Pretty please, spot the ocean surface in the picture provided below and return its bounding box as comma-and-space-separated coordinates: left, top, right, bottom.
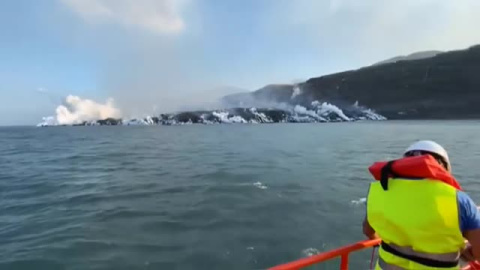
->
2, 121, 480, 270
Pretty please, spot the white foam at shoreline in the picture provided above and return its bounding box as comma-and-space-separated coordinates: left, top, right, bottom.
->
38, 100, 387, 126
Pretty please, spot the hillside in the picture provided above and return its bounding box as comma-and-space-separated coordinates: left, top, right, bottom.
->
223, 45, 480, 119
372, 51, 442, 66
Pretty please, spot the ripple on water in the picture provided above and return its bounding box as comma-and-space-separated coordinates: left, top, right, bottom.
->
253, 182, 268, 189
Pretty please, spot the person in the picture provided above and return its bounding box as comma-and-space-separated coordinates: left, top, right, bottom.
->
363, 140, 480, 269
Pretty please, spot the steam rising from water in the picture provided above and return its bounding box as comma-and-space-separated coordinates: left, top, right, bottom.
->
46, 95, 121, 125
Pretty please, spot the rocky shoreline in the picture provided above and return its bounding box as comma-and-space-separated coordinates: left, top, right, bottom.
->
38, 102, 386, 126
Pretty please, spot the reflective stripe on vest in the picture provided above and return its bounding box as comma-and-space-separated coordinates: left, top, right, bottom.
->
367, 179, 465, 269
383, 242, 459, 262
381, 241, 459, 268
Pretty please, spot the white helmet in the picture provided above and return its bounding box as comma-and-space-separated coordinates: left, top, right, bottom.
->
404, 140, 451, 172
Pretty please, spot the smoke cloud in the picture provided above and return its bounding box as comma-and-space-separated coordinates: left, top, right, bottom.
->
50, 95, 121, 125
60, 0, 186, 34
59, 0, 223, 118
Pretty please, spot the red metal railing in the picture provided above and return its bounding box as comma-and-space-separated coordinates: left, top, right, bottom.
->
268, 239, 480, 270
268, 239, 381, 270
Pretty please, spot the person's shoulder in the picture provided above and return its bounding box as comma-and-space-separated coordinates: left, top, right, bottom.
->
457, 191, 480, 232
457, 191, 477, 206
457, 191, 477, 211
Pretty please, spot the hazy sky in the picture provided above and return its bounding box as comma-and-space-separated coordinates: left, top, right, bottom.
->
1, 0, 480, 125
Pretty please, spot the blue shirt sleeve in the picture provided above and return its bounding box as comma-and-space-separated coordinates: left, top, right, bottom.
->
457, 191, 480, 232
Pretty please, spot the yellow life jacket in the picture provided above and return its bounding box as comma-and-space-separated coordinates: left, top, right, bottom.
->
367, 178, 465, 269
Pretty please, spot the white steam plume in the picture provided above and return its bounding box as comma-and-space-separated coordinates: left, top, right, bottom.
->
54, 95, 121, 125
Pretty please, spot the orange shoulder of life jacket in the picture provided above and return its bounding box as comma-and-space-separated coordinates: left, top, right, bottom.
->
368, 155, 462, 191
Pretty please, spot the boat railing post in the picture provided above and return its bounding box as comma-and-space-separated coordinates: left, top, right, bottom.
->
340, 254, 349, 269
